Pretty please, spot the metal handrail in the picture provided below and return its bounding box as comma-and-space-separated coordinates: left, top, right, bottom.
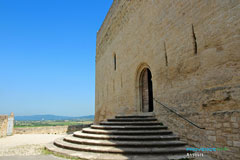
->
153, 98, 205, 129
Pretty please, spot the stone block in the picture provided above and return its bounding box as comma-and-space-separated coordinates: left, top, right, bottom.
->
227, 141, 233, 146
216, 136, 226, 144
233, 141, 240, 147
216, 130, 222, 136
206, 130, 215, 136
230, 117, 237, 122
223, 123, 230, 128
215, 123, 222, 129
208, 136, 216, 141
232, 123, 239, 128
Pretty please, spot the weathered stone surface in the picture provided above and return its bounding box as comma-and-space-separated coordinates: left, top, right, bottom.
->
100, 121, 163, 125
46, 142, 180, 160
0, 115, 8, 138
82, 127, 171, 135
0, 113, 14, 138
54, 138, 188, 154
223, 123, 230, 128
74, 131, 179, 141
208, 136, 216, 142
233, 141, 240, 147
64, 136, 186, 147
14, 124, 90, 134
232, 123, 239, 128
91, 124, 167, 130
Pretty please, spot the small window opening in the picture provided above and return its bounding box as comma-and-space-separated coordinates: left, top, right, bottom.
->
114, 54, 116, 71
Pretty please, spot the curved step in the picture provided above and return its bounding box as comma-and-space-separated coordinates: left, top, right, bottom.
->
100, 121, 163, 126
64, 136, 187, 147
54, 138, 188, 154
91, 125, 167, 130
46, 113, 190, 159
73, 131, 179, 141
115, 115, 154, 118
46, 142, 189, 160
108, 118, 157, 121
82, 128, 172, 135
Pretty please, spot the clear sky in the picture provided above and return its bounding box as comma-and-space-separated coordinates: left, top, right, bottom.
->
0, 0, 113, 116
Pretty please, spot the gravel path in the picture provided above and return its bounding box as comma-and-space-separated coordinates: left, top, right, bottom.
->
0, 134, 66, 158
0, 155, 67, 160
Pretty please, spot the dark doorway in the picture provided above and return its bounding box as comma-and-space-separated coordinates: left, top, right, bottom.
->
140, 68, 153, 112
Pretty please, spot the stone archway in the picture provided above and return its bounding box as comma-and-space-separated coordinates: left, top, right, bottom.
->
139, 68, 153, 112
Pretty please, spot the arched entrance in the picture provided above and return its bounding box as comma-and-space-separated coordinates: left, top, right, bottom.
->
140, 68, 153, 112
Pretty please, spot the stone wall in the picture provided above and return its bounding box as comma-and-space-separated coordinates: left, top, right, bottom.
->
95, 0, 240, 159
8, 112, 14, 136
14, 124, 91, 134
0, 115, 8, 137
156, 104, 240, 160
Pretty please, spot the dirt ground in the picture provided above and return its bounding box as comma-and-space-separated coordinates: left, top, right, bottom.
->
0, 134, 65, 157
0, 155, 67, 160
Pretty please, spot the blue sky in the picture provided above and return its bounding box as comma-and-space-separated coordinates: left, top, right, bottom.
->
0, 0, 113, 116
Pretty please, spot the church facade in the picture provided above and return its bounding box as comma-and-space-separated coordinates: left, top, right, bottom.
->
95, 1, 240, 159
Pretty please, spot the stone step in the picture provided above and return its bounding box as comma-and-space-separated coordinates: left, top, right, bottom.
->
115, 115, 155, 119
45, 113, 191, 160
73, 131, 179, 141
64, 136, 187, 147
91, 124, 168, 130
82, 128, 172, 135
46, 142, 190, 160
108, 118, 157, 121
100, 121, 163, 126
54, 138, 188, 154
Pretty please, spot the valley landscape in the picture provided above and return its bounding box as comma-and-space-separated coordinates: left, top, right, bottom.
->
14, 115, 94, 128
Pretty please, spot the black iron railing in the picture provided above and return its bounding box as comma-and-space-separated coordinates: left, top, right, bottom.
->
153, 98, 205, 129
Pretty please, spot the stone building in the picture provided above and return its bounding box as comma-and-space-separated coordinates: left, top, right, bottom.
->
95, 0, 240, 159
0, 115, 8, 137
0, 113, 14, 137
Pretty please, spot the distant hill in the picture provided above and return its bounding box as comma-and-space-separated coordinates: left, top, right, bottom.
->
15, 114, 94, 121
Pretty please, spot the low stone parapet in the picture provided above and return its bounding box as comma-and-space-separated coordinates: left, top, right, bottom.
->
14, 124, 91, 134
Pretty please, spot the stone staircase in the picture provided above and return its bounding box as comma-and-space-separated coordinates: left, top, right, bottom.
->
46, 113, 191, 160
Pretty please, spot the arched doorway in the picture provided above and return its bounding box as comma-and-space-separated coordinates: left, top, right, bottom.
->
140, 68, 153, 112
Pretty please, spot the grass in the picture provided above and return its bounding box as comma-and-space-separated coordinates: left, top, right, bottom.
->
14, 120, 93, 128
42, 148, 84, 160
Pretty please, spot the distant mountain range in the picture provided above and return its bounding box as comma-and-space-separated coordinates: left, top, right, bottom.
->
15, 114, 94, 121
